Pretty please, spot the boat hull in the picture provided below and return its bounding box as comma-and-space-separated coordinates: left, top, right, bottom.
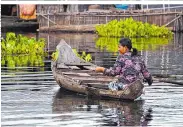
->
51, 40, 144, 101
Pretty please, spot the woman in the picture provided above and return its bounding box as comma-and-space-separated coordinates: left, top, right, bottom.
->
95, 38, 153, 90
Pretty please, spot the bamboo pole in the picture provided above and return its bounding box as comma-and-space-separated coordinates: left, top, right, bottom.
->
164, 15, 181, 27
153, 78, 183, 85
98, 16, 99, 24
178, 18, 181, 32
84, 15, 86, 25
47, 9, 50, 28
37, 12, 182, 17
180, 16, 182, 31
40, 13, 57, 25
17, 5, 19, 17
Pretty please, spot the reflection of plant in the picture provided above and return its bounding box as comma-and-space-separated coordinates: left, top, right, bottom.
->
95, 17, 173, 38
1, 55, 44, 69
1, 32, 45, 55
96, 37, 171, 52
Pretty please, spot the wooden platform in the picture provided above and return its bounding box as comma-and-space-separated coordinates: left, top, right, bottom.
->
1, 16, 39, 33
39, 24, 96, 33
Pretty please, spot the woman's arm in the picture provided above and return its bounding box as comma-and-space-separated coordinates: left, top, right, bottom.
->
95, 55, 125, 76
103, 55, 125, 76
103, 61, 123, 76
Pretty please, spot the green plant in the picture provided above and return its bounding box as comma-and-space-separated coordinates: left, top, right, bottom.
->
1, 32, 46, 68
72, 49, 92, 62
51, 49, 92, 62
95, 17, 173, 38
51, 49, 59, 61
1, 32, 45, 55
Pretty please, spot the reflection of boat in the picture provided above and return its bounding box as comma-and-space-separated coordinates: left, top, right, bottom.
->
52, 40, 144, 100
52, 88, 152, 126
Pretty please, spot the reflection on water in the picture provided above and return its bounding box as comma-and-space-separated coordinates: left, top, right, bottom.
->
1, 32, 183, 126
96, 37, 171, 52
39, 32, 183, 75
52, 88, 152, 126
1, 55, 45, 69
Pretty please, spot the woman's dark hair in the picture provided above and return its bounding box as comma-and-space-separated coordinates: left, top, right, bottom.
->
119, 38, 138, 56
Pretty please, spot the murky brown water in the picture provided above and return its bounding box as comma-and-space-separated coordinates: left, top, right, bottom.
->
1, 32, 183, 126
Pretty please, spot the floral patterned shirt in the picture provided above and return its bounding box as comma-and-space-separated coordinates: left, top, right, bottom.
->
103, 52, 152, 84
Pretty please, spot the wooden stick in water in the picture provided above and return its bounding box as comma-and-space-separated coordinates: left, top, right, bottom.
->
153, 77, 183, 85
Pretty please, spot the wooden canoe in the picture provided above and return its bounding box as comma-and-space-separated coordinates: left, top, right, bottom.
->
51, 39, 144, 101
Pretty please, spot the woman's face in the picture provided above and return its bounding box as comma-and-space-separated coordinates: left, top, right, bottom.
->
118, 44, 127, 54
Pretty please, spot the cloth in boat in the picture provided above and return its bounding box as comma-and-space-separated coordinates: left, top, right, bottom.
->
108, 80, 125, 91
104, 52, 152, 90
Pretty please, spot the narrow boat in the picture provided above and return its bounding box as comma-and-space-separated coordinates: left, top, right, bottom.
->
51, 40, 144, 101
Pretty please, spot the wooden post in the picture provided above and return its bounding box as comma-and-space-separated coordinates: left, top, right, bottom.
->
163, 4, 165, 13
17, 5, 19, 17
47, 34, 49, 52
168, 3, 170, 12
54, 15, 55, 26
176, 16, 178, 32
47, 7, 50, 28
48, 13, 50, 28
178, 16, 181, 32
36, 29, 39, 41
69, 15, 71, 25
72, 14, 74, 25
162, 14, 164, 26
160, 15, 162, 26
98, 16, 99, 24
91, 16, 93, 24
181, 15, 183, 32
63, 15, 65, 25
164, 15, 181, 27
84, 15, 86, 25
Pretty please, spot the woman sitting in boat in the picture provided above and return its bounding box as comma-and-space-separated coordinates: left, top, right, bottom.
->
95, 38, 153, 90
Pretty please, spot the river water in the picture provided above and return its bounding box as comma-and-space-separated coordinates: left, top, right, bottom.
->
1, 33, 183, 126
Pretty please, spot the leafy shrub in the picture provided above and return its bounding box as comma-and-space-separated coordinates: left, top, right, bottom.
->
1, 32, 45, 55
1, 32, 46, 68
95, 17, 173, 38
51, 49, 92, 62
73, 49, 92, 62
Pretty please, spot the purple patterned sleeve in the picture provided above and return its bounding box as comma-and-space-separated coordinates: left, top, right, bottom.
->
103, 56, 124, 76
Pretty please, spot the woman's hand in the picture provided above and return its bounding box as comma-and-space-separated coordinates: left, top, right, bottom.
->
95, 67, 105, 72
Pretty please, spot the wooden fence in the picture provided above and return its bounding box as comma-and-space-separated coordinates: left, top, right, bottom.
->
37, 6, 183, 32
